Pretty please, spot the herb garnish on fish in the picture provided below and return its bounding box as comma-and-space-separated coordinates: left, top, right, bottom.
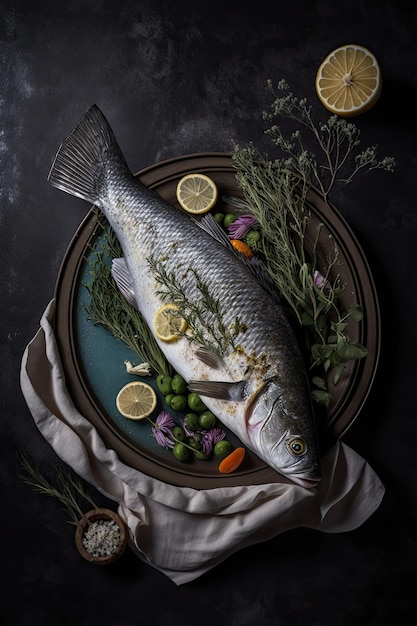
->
148, 255, 246, 357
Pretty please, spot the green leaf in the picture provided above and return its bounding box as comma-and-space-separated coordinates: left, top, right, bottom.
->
331, 321, 347, 333
332, 363, 345, 385
316, 314, 328, 331
312, 376, 327, 390
339, 341, 368, 360
346, 303, 364, 321
311, 389, 332, 407
311, 343, 334, 360
301, 311, 314, 326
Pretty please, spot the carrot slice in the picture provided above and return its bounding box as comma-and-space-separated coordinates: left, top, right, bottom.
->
230, 239, 253, 259
218, 447, 246, 474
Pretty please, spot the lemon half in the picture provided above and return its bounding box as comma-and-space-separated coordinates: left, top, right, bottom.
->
176, 173, 218, 214
116, 381, 157, 420
315, 44, 381, 117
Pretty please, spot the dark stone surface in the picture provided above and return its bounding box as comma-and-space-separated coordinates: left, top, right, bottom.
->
1, 1, 416, 624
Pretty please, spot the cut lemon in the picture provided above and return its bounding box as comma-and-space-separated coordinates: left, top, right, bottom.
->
154, 303, 188, 342
315, 44, 381, 117
176, 173, 218, 214
116, 381, 157, 420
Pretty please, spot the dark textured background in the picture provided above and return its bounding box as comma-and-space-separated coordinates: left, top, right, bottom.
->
2, 1, 416, 624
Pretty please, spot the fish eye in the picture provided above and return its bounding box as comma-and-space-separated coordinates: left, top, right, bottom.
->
286, 436, 307, 456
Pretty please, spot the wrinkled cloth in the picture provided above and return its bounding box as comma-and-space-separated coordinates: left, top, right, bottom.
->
20, 300, 384, 585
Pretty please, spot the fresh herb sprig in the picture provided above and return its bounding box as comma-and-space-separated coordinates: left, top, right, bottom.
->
231, 79, 395, 405
19, 453, 97, 524
83, 212, 172, 377
148, 255, 244, 356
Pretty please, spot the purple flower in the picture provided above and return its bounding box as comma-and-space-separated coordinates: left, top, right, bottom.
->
201, 427, 226, 455
313, 270, 330, 290
183, 421, 195, 437
151, 411, 176, 449
228, 214, 257, 240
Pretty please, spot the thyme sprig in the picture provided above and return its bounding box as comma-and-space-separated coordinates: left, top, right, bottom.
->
83, 213, 172, 377
148, 255, 244, 356
19, 453, 97, 525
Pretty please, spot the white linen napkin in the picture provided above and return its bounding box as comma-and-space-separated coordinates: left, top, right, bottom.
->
20, 299, 385, 585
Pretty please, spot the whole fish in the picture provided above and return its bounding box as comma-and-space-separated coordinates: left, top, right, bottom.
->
48, 105, 321, 488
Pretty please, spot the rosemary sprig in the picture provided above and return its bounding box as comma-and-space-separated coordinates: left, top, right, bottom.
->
82, 213, 172, 377
19, 453, 97, 524
231, 149, 311, 324
148, 255, 244, 356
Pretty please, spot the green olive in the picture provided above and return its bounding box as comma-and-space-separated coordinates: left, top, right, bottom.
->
245, 229, 260, 247
156, 375, 173, 396
194, 450, 210, 460
172, 425, 185, 441
184, 413, 200, 431
199, 411, 216, 429
171, 373, 187, 395
170, 394, 187, 412
173, 442, 190, 462
188, 392, 207, 413
187, 437, 202, 451
165, 393, 175, 407
213, 212, 225, 224
223, 213, 237, 228
214, 440, 232, 459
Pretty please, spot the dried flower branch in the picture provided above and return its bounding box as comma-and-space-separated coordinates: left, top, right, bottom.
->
262, 78, 396, 202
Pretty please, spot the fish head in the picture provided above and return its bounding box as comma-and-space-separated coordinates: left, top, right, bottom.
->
247, 379, 321, 489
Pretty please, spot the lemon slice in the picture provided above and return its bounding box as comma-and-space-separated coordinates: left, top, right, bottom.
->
176, 173, 218, 214
116, 381, 157, 420
154, 303, 188, 342
315, 44, 381, 117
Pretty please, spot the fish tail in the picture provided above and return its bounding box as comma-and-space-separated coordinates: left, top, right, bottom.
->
47, 105, 129, 206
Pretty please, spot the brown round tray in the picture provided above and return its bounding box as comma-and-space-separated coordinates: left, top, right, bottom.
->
53, 152, 381, 489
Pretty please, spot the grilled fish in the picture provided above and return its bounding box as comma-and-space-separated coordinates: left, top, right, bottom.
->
48, 105, 321, 488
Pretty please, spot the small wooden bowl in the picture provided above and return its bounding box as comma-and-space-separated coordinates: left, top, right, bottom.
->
75, 508, 128, 565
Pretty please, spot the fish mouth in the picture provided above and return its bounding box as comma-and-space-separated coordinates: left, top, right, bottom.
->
285, 471, 321, 489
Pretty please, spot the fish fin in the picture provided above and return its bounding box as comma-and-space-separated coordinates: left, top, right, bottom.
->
111, 258, 139, 310
193, 213, 231, 247
247, 258, 282, 305
222, 195, 250, 211
195, 214, 281, 304
188, 379, 248, 401
47, 105, 129, 206
195, 346, 224, 370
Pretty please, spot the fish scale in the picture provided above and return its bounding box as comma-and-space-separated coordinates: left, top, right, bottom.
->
48, 104, 321, 488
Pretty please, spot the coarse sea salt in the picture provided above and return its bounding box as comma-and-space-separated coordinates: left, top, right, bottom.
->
82, 519, 121, 557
